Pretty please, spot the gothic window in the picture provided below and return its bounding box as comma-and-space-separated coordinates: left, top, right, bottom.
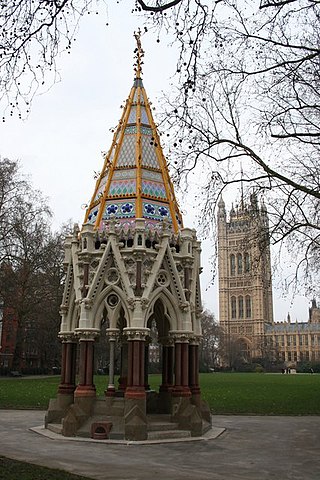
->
230, 254, 235, 276
238, 296, 244, 318
244, 252, 250, 272
231, 296, 236, 319
245, 296, 251, 318
237, 253, 243, 275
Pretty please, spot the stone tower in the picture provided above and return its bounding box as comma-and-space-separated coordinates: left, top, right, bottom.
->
217, 194, 274, 363
45, 34, 211, 441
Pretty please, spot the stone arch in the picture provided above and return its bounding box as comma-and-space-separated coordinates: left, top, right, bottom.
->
147, 299, 170, 339
145, 287, 180, 331
92, 285, 130, 331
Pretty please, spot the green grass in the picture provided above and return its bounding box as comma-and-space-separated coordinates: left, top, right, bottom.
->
0, 456, 89, 480
1, 373, 320, 414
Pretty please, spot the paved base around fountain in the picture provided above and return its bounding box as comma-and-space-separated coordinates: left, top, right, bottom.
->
1, 410, 320, 479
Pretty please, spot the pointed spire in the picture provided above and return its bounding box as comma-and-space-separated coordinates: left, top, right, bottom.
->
83, 34, 183, 234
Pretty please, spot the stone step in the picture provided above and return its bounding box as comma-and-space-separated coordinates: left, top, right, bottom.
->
147, 414, 171, 423
47, 423, 62, 435
147, 429, 191, 440
148, 421, 179, 432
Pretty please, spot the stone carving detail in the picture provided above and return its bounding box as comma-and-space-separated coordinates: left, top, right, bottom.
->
123, 328, 150, 341
106, 268, 120, 285
107, 293, 119, 308
156, 270, 170, 288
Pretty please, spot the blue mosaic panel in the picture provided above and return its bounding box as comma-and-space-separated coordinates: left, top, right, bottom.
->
141, 126, 152, 135
142, 180, 166, 199
128, 106, 137, 124
109, 179, 136, 197
116, 136, 136, 167
103, 200, 136, 220
125, 125, 137, 134
140, 106, 149, 125
141, 136, 159, 169
87, 206, 99, 224
142, 201, 172, 222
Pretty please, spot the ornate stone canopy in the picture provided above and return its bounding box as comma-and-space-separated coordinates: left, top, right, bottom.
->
45, 32, 211, 441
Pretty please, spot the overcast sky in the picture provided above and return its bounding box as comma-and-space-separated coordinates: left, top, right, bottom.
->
0, 3, 310, 322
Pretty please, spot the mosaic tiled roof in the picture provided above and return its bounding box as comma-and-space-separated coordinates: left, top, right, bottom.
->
84, 33, 183, 233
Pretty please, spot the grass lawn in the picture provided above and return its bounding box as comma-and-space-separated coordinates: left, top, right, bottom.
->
0, 456, 89, 480
0, 373, 320, 414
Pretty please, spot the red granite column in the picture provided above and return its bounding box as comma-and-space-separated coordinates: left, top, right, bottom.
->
125, 336, 146, 400
160, 341, 174, 392
144, 342, 150, 390
118, 342, 128, 393
189, 343, 201, 396
173, 336, 191, 398
167, 344, 174, 387
59, 342, 67, 386
174, 341, 182, 389
74, 338, 96, 398
58, 339, 77, 395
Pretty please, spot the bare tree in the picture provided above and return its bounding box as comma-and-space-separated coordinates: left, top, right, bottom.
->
0, 0, 107, 119
0, 159, 65, 370
141, 0, 320, 293
199, 309, 222, 371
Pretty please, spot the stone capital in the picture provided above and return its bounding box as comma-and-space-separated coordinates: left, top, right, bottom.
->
169, 331, 193, 343
106, 328, 120, 340
123, 327, 150, 341
189, 335, 202, 345
58, 332, 77, 343
158, 336, 175, 347
74, 328, 100, 342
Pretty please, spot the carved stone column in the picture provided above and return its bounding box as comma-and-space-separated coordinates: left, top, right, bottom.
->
105, 329, 119, 397
58, 334, 77, 395
125, 329, 149, 399
118, 339, 128, 394
159, 336, 174, 393
171, 332, 191, 398
144, 337, 151, 390
74, 331, 99, 398
189, 337, 201, 406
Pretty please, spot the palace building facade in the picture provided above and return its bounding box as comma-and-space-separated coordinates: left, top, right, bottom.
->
217, 195, 320, 367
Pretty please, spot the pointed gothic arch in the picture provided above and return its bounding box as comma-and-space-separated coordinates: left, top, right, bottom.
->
145, 287, 180, 332
92, 284, 130, 330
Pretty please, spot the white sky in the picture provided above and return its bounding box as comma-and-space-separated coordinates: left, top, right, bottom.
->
0, 3, 310, 322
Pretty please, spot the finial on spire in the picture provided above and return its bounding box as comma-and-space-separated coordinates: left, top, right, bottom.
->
134, 29, 144, 79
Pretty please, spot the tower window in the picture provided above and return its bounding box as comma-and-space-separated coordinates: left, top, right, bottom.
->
231, 296, 236, 319
244, 253, 250, 272
238, 296, 244, 318
237, 254, 243, 275
230, 254, 235, 276
245, 296, 251, 318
